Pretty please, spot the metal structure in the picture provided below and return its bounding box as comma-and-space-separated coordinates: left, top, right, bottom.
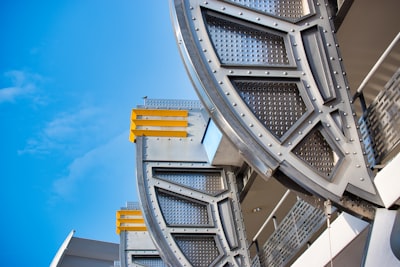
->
170, 0, 383, 210
124, 1, 400, 266
117, 203, 166, 267
134, 99, 251, 266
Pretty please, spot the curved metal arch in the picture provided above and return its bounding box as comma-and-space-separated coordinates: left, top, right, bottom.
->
135, 103, 251, 266
171, 0, 383, 207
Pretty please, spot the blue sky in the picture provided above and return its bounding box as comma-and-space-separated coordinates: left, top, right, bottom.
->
0, 1, 196, 266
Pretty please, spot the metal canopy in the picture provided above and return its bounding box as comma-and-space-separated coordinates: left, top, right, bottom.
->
171, 0, 383, 207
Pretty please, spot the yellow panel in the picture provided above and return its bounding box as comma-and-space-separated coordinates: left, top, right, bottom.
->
130, 129, 187, 142
116, 219, 145, 226
118, 226, 147, 232
132, 109, 188, 118
132, 119, 188, 127
116, 210, 143, 218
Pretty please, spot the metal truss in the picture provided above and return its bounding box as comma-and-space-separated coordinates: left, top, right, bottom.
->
170, 0, 383, 208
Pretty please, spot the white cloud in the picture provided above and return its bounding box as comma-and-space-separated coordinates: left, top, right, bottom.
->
0, 70, 42, 103
18, 107, 106, 155
49, 130, 134, 203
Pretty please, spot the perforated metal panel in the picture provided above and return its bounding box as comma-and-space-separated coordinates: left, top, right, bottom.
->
157, 189, 211, 226
359, 68, 400, 167
293, 126, 341, 179
205, 12, 290, 66
260, 199, 326, 267
154, 168, 226, 195
174, 235, 222, 266
132, 257, 166, 267
232, 78, 307, 139
172, 0, 382, 207
225, 0, 312, 22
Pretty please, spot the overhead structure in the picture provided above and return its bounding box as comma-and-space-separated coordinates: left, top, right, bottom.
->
170, 0, 387, 211
125, 0, 400, 266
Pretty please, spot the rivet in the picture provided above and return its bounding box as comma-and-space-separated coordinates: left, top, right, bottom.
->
208, 59, 212, 63
327, 123, 330, 127
305, 22, 309, 26
229, 70, 234, 73
232, 102, 237, 106
265, 71, 270, 74
212, 69, 216, 73
268, 143, 272, 147
202, 48, 206, 52
240, 113, 245, 117
249, 123, 253, 127
192, 17, 196, 21
225, 91, 230, 95
302, 72, 306, 76
356, 164, 361, 168
239, 12, 243, 15
335, 137, 340, 141
306, 84, 310, 88
278, 152, 282, 156
218, 81, 223, 84
258, 133, 262, 137
248, 70, 252, 74
256, 17, 260, 21
221, 6, 225, 10
291, 29, 295, 32
274, 22, 278, 26
360, 177, 365, 181
283, 71, 288, 75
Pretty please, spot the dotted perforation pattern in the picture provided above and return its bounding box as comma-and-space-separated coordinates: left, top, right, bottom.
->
231, 78, 307, 139
204, 12, 290, 66
153, 168, 226, 196
173, 235, 221, 267
225, 0, 311, 22
132, 256, 167, 267
156, 189, 212, 226
292, 126, 339, 178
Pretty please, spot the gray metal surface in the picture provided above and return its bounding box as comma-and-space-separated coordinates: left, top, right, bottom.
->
171, 0, 382, 207
359, 68, 400, 168
260, 198, 326, 266
136, 100, 251, 266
